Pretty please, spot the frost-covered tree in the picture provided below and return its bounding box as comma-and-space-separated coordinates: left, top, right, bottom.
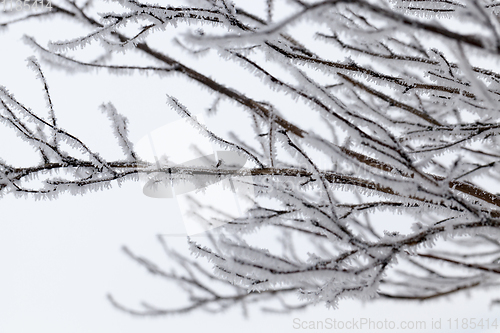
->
2, 0, 500, 315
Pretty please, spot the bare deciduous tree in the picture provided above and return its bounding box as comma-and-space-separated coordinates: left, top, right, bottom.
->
2, 0, 500, 315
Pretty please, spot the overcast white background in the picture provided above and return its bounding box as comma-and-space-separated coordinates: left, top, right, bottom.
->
0, 2, 499, 332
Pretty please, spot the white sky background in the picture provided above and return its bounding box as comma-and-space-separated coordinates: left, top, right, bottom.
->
0, 1, 499, 332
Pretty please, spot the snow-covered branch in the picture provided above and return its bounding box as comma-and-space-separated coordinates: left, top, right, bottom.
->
1, 0, 500, 315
